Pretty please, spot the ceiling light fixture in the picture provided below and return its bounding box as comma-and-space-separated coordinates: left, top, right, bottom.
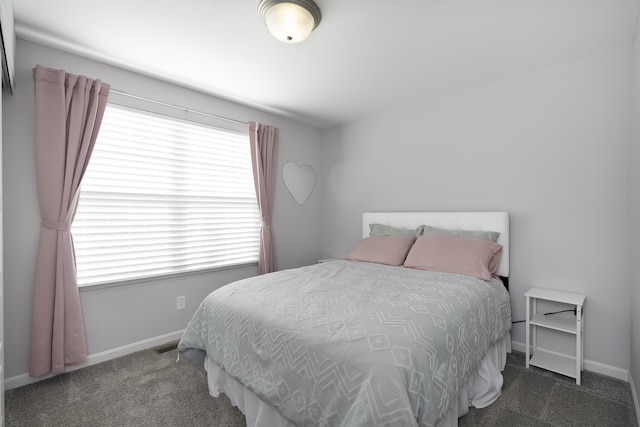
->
258, 0, 321, 44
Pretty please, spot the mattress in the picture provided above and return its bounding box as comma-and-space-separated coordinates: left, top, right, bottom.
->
178, 259, 512, 426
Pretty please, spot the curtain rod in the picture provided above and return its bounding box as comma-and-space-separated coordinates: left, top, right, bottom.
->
109, 89, 249, 126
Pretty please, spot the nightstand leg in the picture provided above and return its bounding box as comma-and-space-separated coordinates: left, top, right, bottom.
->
526, 295, 530, 368
532, 298, 537, 351
576, 305, 583, 385
580, 306, 584, 371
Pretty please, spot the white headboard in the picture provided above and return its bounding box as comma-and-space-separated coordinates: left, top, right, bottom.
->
362, 212, 510, 277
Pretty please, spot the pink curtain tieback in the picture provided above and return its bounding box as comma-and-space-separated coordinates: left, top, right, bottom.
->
41, 219, 72, 232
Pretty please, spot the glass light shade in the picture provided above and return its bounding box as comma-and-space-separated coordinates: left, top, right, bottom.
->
263, 2, 316, 43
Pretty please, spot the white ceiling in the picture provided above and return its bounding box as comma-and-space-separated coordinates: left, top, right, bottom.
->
13, 0, 640, 128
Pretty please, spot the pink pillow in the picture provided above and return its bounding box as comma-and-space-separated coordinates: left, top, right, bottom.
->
346, 236, 416, 266
403, 235, 503, 281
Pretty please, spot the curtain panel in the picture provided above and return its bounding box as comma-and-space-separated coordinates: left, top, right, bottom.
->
30, 65, 110, 377
249, 122, 278, 275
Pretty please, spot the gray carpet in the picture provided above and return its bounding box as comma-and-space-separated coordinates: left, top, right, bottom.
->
5, 346, 638, 426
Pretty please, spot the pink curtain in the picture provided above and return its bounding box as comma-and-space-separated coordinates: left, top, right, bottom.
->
30, 65, 110, 377
249, 122, 278, 275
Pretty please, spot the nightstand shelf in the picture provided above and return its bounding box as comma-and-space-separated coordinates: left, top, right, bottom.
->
529, 313, 577, 334
525, 287, 585, 385
528, 351, 577, 379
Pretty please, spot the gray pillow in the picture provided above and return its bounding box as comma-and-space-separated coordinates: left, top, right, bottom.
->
418, 224, 500, 242
369, 223, 420, 237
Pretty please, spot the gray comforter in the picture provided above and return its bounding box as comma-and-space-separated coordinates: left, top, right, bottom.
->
178, 259, 511, 427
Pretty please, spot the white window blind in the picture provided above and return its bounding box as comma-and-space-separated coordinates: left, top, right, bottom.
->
72, 104, 261, 287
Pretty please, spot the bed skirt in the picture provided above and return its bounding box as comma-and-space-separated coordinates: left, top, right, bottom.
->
205, 332, 511, 427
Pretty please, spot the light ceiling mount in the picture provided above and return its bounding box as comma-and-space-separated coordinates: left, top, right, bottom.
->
258, 0, 321, 44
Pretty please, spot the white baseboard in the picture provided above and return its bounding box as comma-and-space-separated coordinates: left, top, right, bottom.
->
5, 329, 184, 391
511, 340, 629, 382
630, 374, 640, 426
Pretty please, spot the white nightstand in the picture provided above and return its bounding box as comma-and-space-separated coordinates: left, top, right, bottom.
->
525, 287, 585, 385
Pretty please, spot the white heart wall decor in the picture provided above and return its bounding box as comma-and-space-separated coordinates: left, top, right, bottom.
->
282, 161, 316, 206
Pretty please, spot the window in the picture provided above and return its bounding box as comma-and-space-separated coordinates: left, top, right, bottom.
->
72, 103, 261, 287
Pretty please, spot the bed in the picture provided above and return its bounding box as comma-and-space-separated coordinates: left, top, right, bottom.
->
178, 212, 511, 427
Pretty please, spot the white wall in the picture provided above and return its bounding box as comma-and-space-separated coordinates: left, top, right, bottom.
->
2, 39, 324, 379
630, 13, 640, 412
320, 46, 633, 375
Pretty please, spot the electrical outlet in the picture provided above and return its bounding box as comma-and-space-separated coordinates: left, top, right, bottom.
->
176, 296, 186, 310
